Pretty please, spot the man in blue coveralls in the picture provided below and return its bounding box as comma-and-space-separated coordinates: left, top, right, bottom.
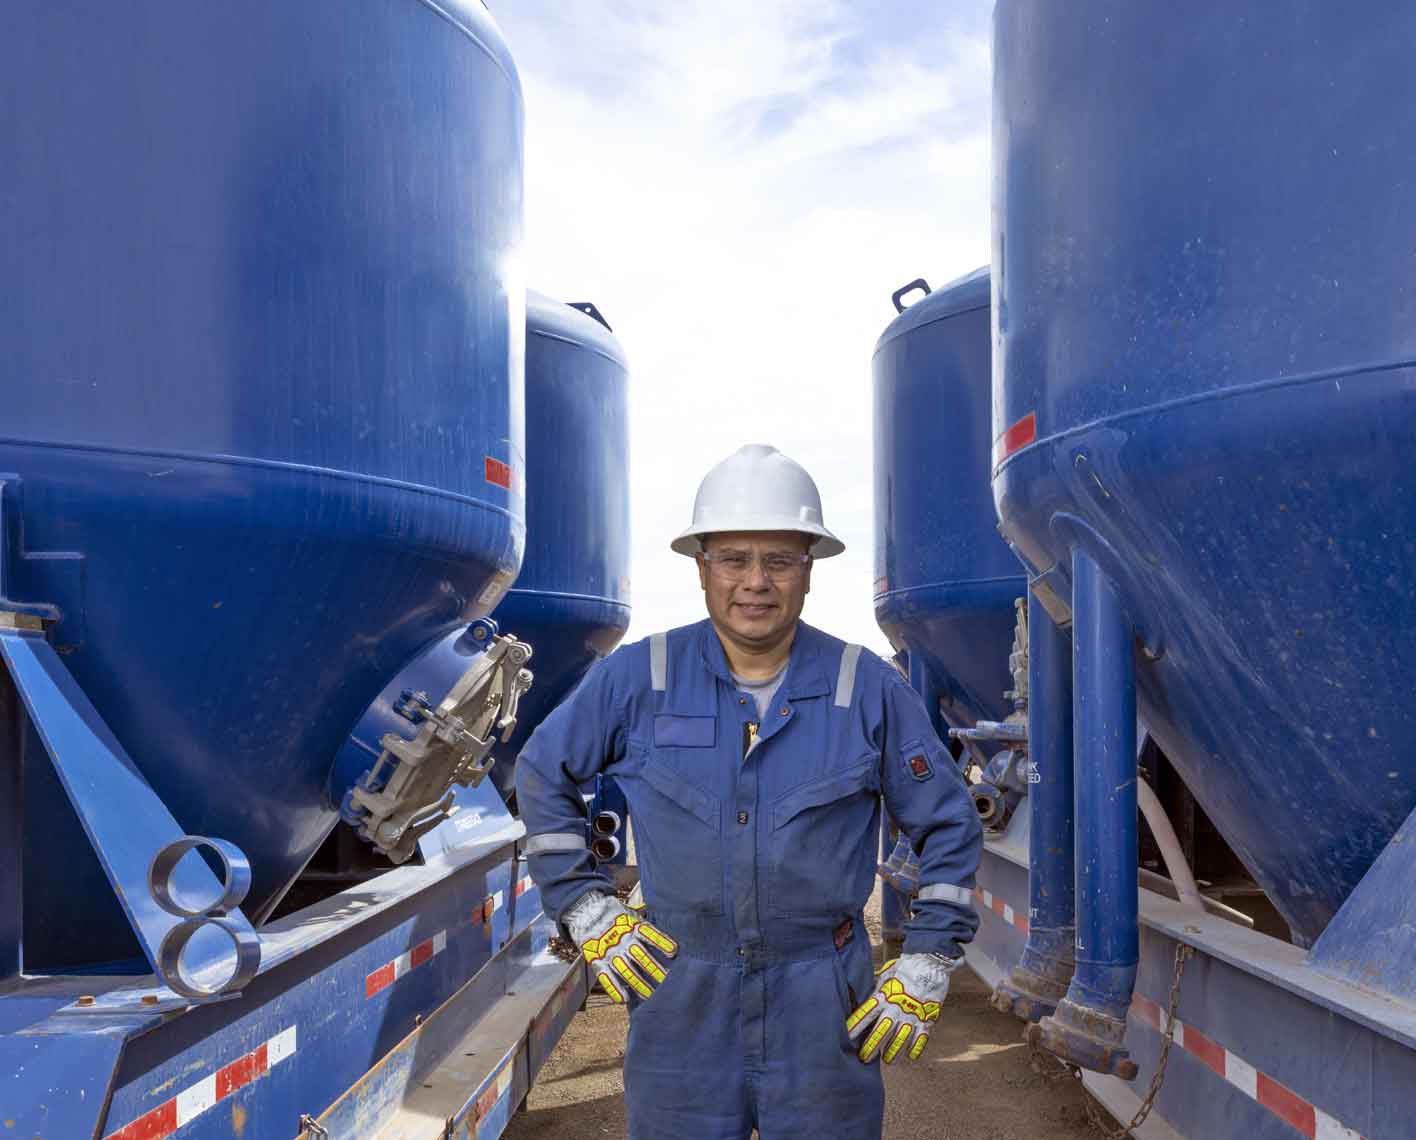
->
515, 444, 982, 1140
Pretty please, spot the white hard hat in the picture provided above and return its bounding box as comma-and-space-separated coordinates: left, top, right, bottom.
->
671, 444, 845, 558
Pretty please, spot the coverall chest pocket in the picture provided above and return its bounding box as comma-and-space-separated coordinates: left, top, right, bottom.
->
767, 757, 880, 918
624, 751, 725, 916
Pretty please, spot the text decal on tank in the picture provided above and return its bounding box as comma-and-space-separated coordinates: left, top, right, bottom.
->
993, 412, 1037, 468
484, 456, 513, 489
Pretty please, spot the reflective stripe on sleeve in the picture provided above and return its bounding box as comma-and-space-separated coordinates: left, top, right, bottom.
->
835, 643, 863, 708
524, 832, 588, 856
650, 632, 668, 692
918, 883, 975, 906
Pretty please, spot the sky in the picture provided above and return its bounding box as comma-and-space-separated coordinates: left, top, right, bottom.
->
491, 0, 994, 654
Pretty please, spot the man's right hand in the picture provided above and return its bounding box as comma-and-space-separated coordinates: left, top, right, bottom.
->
563, 891, 679, 1004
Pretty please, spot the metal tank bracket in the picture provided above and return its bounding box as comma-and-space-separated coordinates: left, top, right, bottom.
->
343, 621, 533, 864
0, 617, 261, 1001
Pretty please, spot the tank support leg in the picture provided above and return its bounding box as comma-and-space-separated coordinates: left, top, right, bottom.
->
993, 590, 1075, 1021
879, 815, 909, 959
907, 652, 949, 747
1028, 547, 1139, 1079
0, 661, 19, 980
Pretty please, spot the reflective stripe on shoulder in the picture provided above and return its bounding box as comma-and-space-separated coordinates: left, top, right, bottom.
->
650, 631, 668, 692
835, 643, 864, 708
524, 832, 588, 856
918, 883, 975, 907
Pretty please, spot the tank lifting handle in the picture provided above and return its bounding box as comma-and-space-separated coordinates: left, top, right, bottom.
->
891, 278, 932, 313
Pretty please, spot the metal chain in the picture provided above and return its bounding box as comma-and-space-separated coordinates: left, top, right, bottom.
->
1082, 942, 1193, 1139
1023, 942, 1192, 1138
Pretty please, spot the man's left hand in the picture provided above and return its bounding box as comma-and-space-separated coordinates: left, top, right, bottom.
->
846, 952, 961, 1063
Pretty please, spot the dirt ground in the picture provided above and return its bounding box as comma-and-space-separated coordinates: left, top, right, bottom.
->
504, 887, 1102, 1140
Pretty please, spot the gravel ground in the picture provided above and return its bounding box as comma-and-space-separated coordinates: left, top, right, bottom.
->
504, 886, 1102, 1140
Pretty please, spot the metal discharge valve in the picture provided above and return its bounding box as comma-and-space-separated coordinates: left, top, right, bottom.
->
951, 599, 1031, 830
344, 623, 533, 863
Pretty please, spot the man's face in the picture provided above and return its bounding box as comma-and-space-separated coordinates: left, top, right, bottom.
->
696, 531, 813, 651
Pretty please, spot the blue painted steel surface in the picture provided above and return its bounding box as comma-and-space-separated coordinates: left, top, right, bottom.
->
1309, 797, 1416, 1000
993, 592, 1075, 1021
992, 0, 1416, 946
489, 292, 632, 797
0, 628, 260, 993
873, 268, 1026, 731
2, 0, 526, 968
970, 838, 1416, 1139
1068, 549, 1138, 1019
0, 815, 569, 1140
1031, 549, 1139, 1076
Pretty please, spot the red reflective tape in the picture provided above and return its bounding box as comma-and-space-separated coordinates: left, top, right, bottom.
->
514, 876, 533, 898
105, 1101, 178, 1140
484, 457, 512, 489
1183, 1025, 1227, 1078
410, 939, 435, 969
216, 1043, 268, 1100
1130, 994, 1163, 1031
1257, 1073, 1317, 1137
365, 962, 396, 998
482, 896, 496, 922
474, 1078, 502, 1122
994, 412, 1037, 466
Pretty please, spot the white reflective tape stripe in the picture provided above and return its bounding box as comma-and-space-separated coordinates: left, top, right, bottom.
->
267, 1026, 297, 1066
525, 832, 588, 855
835, 643, 863, 708
175, 1074, 217, 1126
1226, 1052, 1258, 1099
918, 883, 976, 906
650, 632, 668, 691
1002, 903, 1016, 925
1315, 1109, 1362, 1140
433, 930, 448, 954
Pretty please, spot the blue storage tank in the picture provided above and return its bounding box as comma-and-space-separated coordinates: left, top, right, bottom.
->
490, 293, 631, 797
1, 0, 525, 968
992, 0, 1416, 948
874, 270, 1027, 731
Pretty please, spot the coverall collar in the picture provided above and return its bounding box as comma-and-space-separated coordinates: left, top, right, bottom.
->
696, 619, 832, 701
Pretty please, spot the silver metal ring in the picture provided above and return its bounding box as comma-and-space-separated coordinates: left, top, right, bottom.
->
148, 835, 252, 918
157, 915, 262, 1001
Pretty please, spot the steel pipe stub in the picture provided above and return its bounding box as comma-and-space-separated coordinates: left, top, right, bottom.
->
590, 834, 622, 861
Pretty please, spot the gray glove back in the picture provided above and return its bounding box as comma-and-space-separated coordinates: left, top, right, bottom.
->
564, 891, 679, 1005
846, 951, 962, 1063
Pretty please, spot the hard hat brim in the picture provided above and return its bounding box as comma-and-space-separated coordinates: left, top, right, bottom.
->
671, 523, 845, 559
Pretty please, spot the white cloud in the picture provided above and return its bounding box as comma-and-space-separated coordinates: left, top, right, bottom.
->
494, 1, 993, 652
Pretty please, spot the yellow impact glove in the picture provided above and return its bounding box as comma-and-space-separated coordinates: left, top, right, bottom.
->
846, 952, 960, 1063
563, 891, 678, 1004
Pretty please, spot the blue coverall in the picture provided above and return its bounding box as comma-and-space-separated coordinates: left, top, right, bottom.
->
515, 620, 982, 1139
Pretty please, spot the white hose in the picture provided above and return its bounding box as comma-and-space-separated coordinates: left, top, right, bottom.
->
1136, 778, 1206, 912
